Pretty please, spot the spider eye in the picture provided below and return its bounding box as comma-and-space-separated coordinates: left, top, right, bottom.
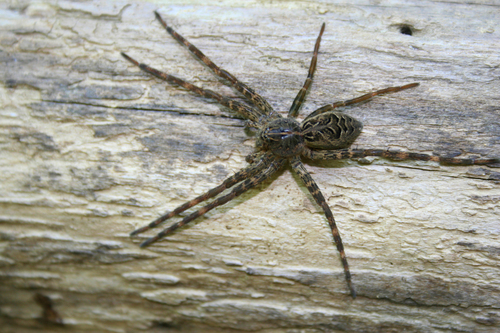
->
267, 127, 294, 140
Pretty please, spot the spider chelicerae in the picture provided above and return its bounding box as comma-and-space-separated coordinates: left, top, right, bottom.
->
121, 12, 498, 298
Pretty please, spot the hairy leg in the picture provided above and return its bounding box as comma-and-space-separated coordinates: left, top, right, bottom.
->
154, 11, 274, 115
131, 152, 275, 237
137, 157, 286, 247
303, 148, 499, 165
291, 157, 356, 298
288, 23, 325, 118
121, 52, 263, 123
305, 83, 419, 120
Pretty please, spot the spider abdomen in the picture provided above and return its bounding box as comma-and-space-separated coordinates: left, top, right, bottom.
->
257, 118, 305, 157
301, 112, 363, 150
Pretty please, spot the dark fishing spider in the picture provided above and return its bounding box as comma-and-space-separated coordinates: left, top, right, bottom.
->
121, 12, 498, 298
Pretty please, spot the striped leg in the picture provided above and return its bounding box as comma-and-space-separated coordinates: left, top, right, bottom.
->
303, 148, 500, 165
154, 11, 274, 115
137, 157, 285, 248
131, 152, 274, 237
288, 23, 325, 118
121, 52, 262, 123
291, 157, 356, 298
305, 83, 419, 120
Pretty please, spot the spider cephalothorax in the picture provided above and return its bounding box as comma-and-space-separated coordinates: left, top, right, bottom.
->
256, 118, 304, 157
256, 111, 363, 158
121, 12, 498, 298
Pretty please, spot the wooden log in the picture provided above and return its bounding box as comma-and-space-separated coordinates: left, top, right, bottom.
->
1, 1, 499, 332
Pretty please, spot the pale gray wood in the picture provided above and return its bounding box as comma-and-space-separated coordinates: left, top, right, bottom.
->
1, 1, 499, 332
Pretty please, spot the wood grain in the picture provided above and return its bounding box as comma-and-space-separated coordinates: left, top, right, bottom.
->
1, 1, 499, 332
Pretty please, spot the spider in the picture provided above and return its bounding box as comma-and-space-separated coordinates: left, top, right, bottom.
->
121, 12, 498, 298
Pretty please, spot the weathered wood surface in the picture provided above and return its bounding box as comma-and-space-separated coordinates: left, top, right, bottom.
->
1, 1, 499, 332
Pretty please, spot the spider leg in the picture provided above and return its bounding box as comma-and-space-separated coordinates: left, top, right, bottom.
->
154, 11, 274, 116
288, 23, 326, 118
131, 152, 274, 237
121, 52, 262, 123
305, 82, 419, 120
290, 157, 356, 298
303, 148, 500, 165
137, 157, 286, 248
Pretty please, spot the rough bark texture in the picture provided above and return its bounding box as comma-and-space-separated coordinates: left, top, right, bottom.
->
1, 1, 499, 332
